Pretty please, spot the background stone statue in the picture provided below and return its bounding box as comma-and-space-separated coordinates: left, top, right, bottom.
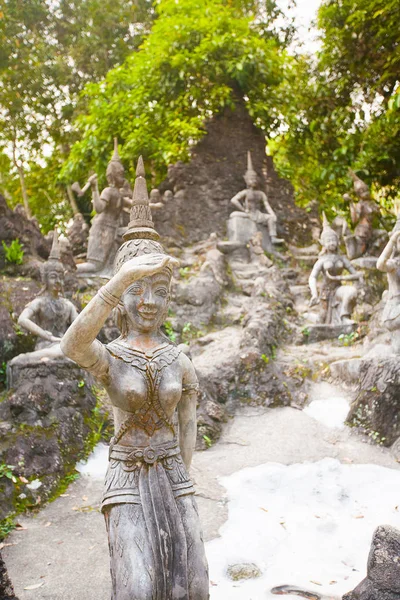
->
309, 214, 363, 325
343, 170, 381, 260
77, 138, 133, 275
376, 218, 400, 353
9, 231, 78, 368
230, 151, 283, 245
61, 157, 209, 599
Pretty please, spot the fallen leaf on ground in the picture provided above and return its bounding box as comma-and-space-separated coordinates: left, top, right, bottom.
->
19, 476, 28, 483
82, 495, 88, 501
44, 522, 51, 527
329, 580, 338, 584
310, 580, 322, 586
15, 524, 27, 531
24, 582, 44, 590
60, 494, 69, 497
259, 507, 268, 513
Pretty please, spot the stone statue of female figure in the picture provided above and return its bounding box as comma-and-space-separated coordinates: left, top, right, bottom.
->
61, 158, 209, 599
309, 214, 363, 325
77, 139, 132, 275
9, 231, 78, 368
376, 220, 400, 353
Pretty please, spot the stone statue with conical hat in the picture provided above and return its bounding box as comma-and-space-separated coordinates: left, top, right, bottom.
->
308, 213, 363, 326
77, 138, 133, 276
229, 151, 283, 246
61, 157, 209, 599
8, 231, 79, 370
376, 208, 400, 353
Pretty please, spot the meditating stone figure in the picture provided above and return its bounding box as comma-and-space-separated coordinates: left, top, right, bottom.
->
61, 157, 209, 600
9, 231, 78, 367
229, 151, 283, 247
77, 139, 132, 275
376, 219, 400, 353
309, 214, 363, 325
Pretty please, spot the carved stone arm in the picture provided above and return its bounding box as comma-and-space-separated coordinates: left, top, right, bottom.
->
309, 259, 323, 301
261, 192, 276, 217
377, 231, 400, 272
178, 355, 199, 471
61, 283, 119, 369
230, 190, 247, 212
18, 303, 58, 343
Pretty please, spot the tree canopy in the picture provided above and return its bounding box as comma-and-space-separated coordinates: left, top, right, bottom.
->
1, 0, 399, 229
270, 0, 400, 219
62, 0, 293, 186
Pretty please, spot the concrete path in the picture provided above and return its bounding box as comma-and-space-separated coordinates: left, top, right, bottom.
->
4, 402, 399, 600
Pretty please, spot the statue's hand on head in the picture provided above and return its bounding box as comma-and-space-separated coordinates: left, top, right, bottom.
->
114, 253, 179, 291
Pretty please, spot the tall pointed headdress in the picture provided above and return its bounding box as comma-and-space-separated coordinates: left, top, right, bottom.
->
106, 137, 125, 182
113, 156, 166, 274
43, 230, 64, 276
244, 151, 257, 183
320, 212, 339, 245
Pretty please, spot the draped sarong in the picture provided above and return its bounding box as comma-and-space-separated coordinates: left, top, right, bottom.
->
102, 441, 209, 600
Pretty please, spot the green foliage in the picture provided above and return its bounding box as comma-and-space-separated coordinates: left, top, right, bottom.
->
0, 0, 154, 227
270, 0, 400, 218
163, 320, 177, 343
0, 516, 16, 540
203, 434, 213, 448
0, 463, 17, 483
2, 239, 24, 265
338, 331, 359, 347
63, 0, 290, 184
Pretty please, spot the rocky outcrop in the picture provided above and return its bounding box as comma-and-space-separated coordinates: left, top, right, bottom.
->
0, 195, 50, 275
343, 525, 400, 600
347, 357, 400, 446
159, 101, 314, 246
0, 362, 107, 525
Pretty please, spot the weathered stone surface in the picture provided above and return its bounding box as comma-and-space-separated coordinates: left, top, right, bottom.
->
347, 358, 400, 446
0, 362, 100, 523
343, 525, 400, 600
0, 195, 50, 272
160, 101, 313, 246
302, 323, 356, 344
227, 563, 262, 581
0, 552, 18, 600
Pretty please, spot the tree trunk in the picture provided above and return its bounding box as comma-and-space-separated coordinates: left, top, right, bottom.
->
16, 164, 31, 219
66, 184, 80, 216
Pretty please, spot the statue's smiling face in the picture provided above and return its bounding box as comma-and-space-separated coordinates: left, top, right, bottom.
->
46, 270, 64, 294
123, 272, 170, 333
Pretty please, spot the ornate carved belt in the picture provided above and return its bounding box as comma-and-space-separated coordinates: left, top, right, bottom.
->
109, 439, 179, 465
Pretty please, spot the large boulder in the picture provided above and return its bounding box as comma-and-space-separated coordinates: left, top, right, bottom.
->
343, 525, 400, 600
347, 357, 400, 446
0, 361, 105, 525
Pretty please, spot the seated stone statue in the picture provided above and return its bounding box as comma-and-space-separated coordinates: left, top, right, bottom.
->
343, 170, 381, 260
376, 220, 400, 353
77, 138, 132, 275
9, 231, 78, 367
309, 214, 363, 325
230, 151, 283, 245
